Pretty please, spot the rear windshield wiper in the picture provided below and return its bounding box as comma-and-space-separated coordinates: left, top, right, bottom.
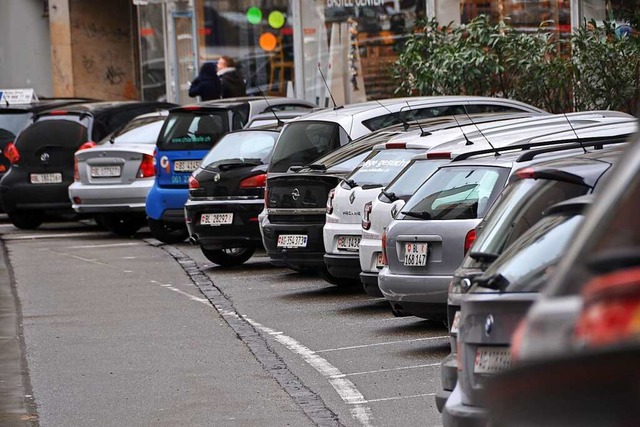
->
474, 273, 509, 291
307, 163, 326, 171
214, 159, 262, 170
362, 184, 383, 190
468, 251, 500, 263
342, 178, 358, 189
401, 210, 432, 220
381, 189, 398, 202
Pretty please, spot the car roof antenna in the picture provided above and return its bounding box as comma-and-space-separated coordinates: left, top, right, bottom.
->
372, 99, 411, 131
404, 101, 425, 134
317, 65, 342, 110
462, 104, 499, 156
563, 111, 587, 153
255, 84, 284, 127
450, 113, 474, 147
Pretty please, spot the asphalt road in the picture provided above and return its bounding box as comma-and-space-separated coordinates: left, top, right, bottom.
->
0, 216, 449, 426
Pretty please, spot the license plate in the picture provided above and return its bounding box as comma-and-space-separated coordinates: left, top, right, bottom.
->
277, 234, 308, 248
90, 165, 121, 178
474, 347, 511, 374
404, 242, 428, 266
174, 160, 200, 172
30, 173, 62, 184
375, 252, 384, 268
450, 311, 461, 334
337, 235, 361, 251
200, 213, 233, 226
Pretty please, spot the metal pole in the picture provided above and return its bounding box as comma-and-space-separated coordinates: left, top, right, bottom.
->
291, 0, 304, 99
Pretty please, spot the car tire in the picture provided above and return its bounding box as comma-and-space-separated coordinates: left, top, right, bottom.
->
99, 213, 146, 237
201, 246, 255, 267
7, 209, 44, 230
147, 218, 188, 244
318, 266, 359, 287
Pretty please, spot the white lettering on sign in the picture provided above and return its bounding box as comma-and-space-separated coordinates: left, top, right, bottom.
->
326, 0, 384, 8
0, 89, 39, 105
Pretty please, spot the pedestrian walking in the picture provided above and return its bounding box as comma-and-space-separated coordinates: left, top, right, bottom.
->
217, 56, 246, 98
188, 62, 221, 101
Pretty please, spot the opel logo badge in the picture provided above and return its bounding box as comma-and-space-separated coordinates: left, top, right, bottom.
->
40, 152, 50, 162
291, 188, 300, 201
349, 191, 356, 204
213, 173, 221, 182
485, 314, 494, 336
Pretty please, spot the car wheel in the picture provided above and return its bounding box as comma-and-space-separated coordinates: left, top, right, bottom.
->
99, 213, 146, 237
7, 209, 44, 230
201, 246, 255, 267
318, 266, 359, 287
147, 218, 188, 244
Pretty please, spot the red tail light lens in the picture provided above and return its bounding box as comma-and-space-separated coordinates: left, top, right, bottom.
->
74, 156, 80, 181
510, 319, 527, 362
77, 141, 97, 151
426, 152, 452, 160
381, 229, 388, 265
385, 142, 406, 149
464, 228, 476, 255
137, 154, 155, 178
575, 266, 640, 347
188, 175, 200, 190
326, 188, 335, 214
362, 201, 372, 230
4, 142, 20, 164
515, 167, 536, 180
240, 173, 267, 188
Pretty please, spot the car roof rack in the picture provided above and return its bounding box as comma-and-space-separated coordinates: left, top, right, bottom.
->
515, 136, 627, 162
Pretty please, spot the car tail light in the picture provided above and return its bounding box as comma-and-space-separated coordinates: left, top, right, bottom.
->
240, 173, 267, 188
385, 142, 406, 149
73, 196, 81, 204
264, 181, 269, 208
381, 229, 388, 265
362, 201, 372, 230
0, 164, 6, 172
77, 141, 97, 151
510, 319, 527, 362
137, 154, 155, 178
515, 167, 536, 180
456, 340, 463, 371
152, 148, 159, 177
326, 188, 335, 214
74, 156, 80, 181
464, 228, 476, 255
427, 152, 452, 159
182, 105, 201, 111
4, 142, 20, 164
574, 266, 640, 347
48, 110, 68, 115
188, 175, 200, 190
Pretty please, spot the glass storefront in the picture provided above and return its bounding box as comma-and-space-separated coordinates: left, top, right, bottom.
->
138, 3, 167, 101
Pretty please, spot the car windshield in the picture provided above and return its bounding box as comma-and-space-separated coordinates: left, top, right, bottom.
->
474, 211, 585, 293
157, 111, 230, 151
99, 115, 166, 145
382, 158, 450, 201
463, 177, 591, 267
269, 121, 350, 172
346, 149, 422, 187
201, 130, 278, 167
0, 112, 31, 145
400, 165, 508, 220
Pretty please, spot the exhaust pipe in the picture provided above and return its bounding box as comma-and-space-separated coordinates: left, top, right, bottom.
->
189, 234, 199, 245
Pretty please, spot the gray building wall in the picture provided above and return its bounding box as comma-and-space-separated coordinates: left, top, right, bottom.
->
0, 0, 53, 96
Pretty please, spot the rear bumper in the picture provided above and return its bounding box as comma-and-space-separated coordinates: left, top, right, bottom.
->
262, 219, 325, 269
145, 184, 188, 220
378, 268, 450, 317
0, 169, 73, 212
324, 253, 361, 279
69, 180, 152, 213
436, 352, 459, 413
442, 385, 487, 427
360, 271, 383, 297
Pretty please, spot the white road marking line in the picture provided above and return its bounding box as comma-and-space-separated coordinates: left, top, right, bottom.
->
67, 242, 144, 249
316, 335, 449, 353
151, 280, 210, 305
43, 249, 109, 266
3, 232, 109, 240
243, 317, 374, 427
344, 363, 441, 377
366, 393, 435, 403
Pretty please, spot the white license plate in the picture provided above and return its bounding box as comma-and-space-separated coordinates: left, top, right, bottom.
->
375, 252, 384, 268
30, 173, 62, 184
474, 347, 511, 374
174, 160, 200, 172
90, 165, 121, 178
200, 213, 233, 226
450, 311, 461, 334
337, 235, 361, 251
277, 234, 308, 248
404, 242, 428, 266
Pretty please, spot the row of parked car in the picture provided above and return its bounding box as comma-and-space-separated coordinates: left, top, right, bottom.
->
1, 94, 638, 425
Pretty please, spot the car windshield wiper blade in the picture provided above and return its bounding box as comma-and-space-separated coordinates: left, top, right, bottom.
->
381, 189, 398, 202
468, 251, 500, 263
307, 163, 326, 170
474, 273, 510, 291
342, 178, 358, 189
214, 159, 262, 170
362, 184, 383, 190
400, 210, 432, 220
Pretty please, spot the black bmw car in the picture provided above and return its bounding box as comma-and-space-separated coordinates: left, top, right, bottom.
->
184, 128, 280, 267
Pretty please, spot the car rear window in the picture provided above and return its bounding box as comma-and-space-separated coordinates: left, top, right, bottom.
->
16, 117, 88, 150
157, 111, 230, 151
201, 130, 279, 167
0, 112, 31, 144
464, 178, 591, 266
383, 158, 450, 201
98, 115, 166, 145
346, 149, 421, 187
474, 212, 585, 293
269, 121, 350, 172
401, 166, 508, 220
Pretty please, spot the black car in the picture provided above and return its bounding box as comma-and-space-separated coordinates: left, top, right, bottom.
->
0, 101, 176, 229
436, 143, 625, 413
184, 128, 280, 267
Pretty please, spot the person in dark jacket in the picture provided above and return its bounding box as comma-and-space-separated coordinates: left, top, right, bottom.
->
188, 62, 221, 101
217, 56, 246, 98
